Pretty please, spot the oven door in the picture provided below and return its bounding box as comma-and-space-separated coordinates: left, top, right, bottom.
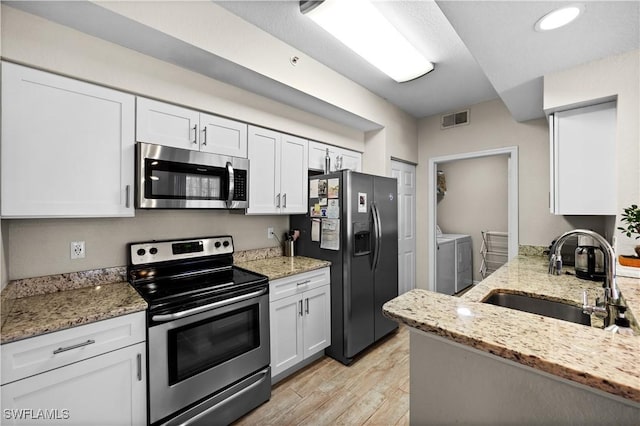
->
148, 288, 269, 424
137, 142, 248, 209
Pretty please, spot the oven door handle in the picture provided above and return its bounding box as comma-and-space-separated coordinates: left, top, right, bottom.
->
151, 288, 266, 322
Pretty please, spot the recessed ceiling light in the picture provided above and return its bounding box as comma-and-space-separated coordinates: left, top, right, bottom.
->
300, 0, 434, 83
535, 4, 584, 31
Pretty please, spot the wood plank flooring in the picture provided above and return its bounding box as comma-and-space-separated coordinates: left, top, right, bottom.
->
234, 326, 409, 426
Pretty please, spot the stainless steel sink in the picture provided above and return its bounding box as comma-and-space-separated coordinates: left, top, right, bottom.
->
483, 292, 591, 326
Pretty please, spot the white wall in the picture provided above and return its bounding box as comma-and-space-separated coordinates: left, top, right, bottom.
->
416, 98, 603, 290
0, 4, 419, 280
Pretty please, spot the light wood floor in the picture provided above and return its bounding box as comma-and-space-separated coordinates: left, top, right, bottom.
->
234, 326, 409, 426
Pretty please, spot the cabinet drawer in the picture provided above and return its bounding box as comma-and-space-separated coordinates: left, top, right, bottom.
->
1, 311, 145, 385
269, 267, 330, 302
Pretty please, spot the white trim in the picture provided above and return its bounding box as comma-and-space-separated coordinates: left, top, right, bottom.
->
428, 146, 519, 291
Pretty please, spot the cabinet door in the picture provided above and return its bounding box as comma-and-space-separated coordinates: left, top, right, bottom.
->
247, 126, 281, 214
550, 101, 616, 215
136, 97, 199, 150
280, 135, 308, 214
269, 295, 303, 377
1, 62, 135, 218
1, 342, 146, 426
199, 113, 248, 157
308, 141, 331, 171
308, 141, 361, 172
302, 286, 331, 358
338, 148, 362, 172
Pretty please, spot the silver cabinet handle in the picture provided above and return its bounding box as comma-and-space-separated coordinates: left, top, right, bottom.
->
276, 193, 281, 208
192, 125, 198, 144
283, 193, 287, 208
299, 300, 303, 317
53, 339, 95, 355
202, 126, 207, 146
137, 353, 142, 381
297, 280, 311, 286
125, 185, 131, 208
305, 298, 309, 314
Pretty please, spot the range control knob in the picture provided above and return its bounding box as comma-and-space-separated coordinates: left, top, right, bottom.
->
149, 247, 158, 255
136, 248, 146, 256
214, 241, 222, 248
222, 240, 230, 248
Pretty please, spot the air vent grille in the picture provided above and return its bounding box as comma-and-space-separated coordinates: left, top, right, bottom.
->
441, 109, 470, 129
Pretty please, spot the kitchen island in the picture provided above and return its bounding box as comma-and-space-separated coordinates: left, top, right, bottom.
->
383, 254, 640, 424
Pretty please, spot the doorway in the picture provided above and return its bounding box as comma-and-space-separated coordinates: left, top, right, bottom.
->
391, 159, 416, 295
427, 147, 519, 291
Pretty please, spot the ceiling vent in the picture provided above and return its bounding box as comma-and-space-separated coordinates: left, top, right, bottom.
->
441, 110, 469, 129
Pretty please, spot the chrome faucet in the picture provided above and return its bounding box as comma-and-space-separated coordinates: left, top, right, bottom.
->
549, 229, 620, 326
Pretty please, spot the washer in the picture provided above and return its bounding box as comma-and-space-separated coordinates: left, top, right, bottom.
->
436, 234, 473, 295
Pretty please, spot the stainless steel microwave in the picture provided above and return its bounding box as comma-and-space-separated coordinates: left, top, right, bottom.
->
136, 142, 248, 209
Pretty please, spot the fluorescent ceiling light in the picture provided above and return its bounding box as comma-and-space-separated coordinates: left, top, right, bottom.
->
300, 0, 434, 83
535, 5, 583, 31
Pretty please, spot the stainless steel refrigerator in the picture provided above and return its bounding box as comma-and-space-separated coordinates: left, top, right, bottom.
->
290, 170, 398, 365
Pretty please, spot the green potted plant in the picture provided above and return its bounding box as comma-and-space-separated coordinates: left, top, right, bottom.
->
617, 204, 640, 267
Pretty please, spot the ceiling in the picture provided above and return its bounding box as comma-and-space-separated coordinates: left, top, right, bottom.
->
218, 0, 639, 122
5, 1, 639, 129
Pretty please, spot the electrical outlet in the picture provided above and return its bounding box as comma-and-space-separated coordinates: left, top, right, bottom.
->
70, 241, 85, 259
267, 227, 274, 239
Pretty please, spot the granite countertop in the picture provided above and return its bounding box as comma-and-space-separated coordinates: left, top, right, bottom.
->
1, 268, 147, 345
383, 255, 640, 403
235, 255, 331, 281
0, 250, 329, 345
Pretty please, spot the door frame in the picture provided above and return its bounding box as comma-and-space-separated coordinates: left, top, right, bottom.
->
427, 147, 519, 291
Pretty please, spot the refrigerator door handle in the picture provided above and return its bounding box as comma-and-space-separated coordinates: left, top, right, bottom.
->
371, 202, 382, 271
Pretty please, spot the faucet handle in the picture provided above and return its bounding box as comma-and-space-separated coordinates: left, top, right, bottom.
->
582, 290, 608, 318
549, 253, 562, 275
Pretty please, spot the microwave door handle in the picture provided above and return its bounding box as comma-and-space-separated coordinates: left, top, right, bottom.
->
226, 161, 234, 208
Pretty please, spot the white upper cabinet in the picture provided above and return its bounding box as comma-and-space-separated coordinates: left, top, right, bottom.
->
308, 141, 362, 173
247, 126, 308, 215
1, 62, 135, 218
136, 97, 247, 157
549, 101, 617, 215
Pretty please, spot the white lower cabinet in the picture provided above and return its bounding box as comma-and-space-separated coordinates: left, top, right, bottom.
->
1, 312, 146, 426
269, 268, 330, 379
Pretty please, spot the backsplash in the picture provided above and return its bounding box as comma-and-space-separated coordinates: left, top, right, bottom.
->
1, 246, 283, 301
519, 245, 548, 257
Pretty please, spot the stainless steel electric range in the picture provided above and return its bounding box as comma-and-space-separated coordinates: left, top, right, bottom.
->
127, 236, 270, 426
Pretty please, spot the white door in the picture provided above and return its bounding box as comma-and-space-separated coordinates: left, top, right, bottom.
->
1, 62, 135, 218
199, 113, 248, 157
280, 134, 308, 214
247, 126, 280, 214
302, 286, 331, 358
391, 160, 417, 295
269, 295, 303, 377
136, 97, 199, 149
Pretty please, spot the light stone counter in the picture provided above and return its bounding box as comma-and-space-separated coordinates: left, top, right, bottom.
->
1, 267, 147, 344
235, 256, 331, 281
383, 255, 640, 403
